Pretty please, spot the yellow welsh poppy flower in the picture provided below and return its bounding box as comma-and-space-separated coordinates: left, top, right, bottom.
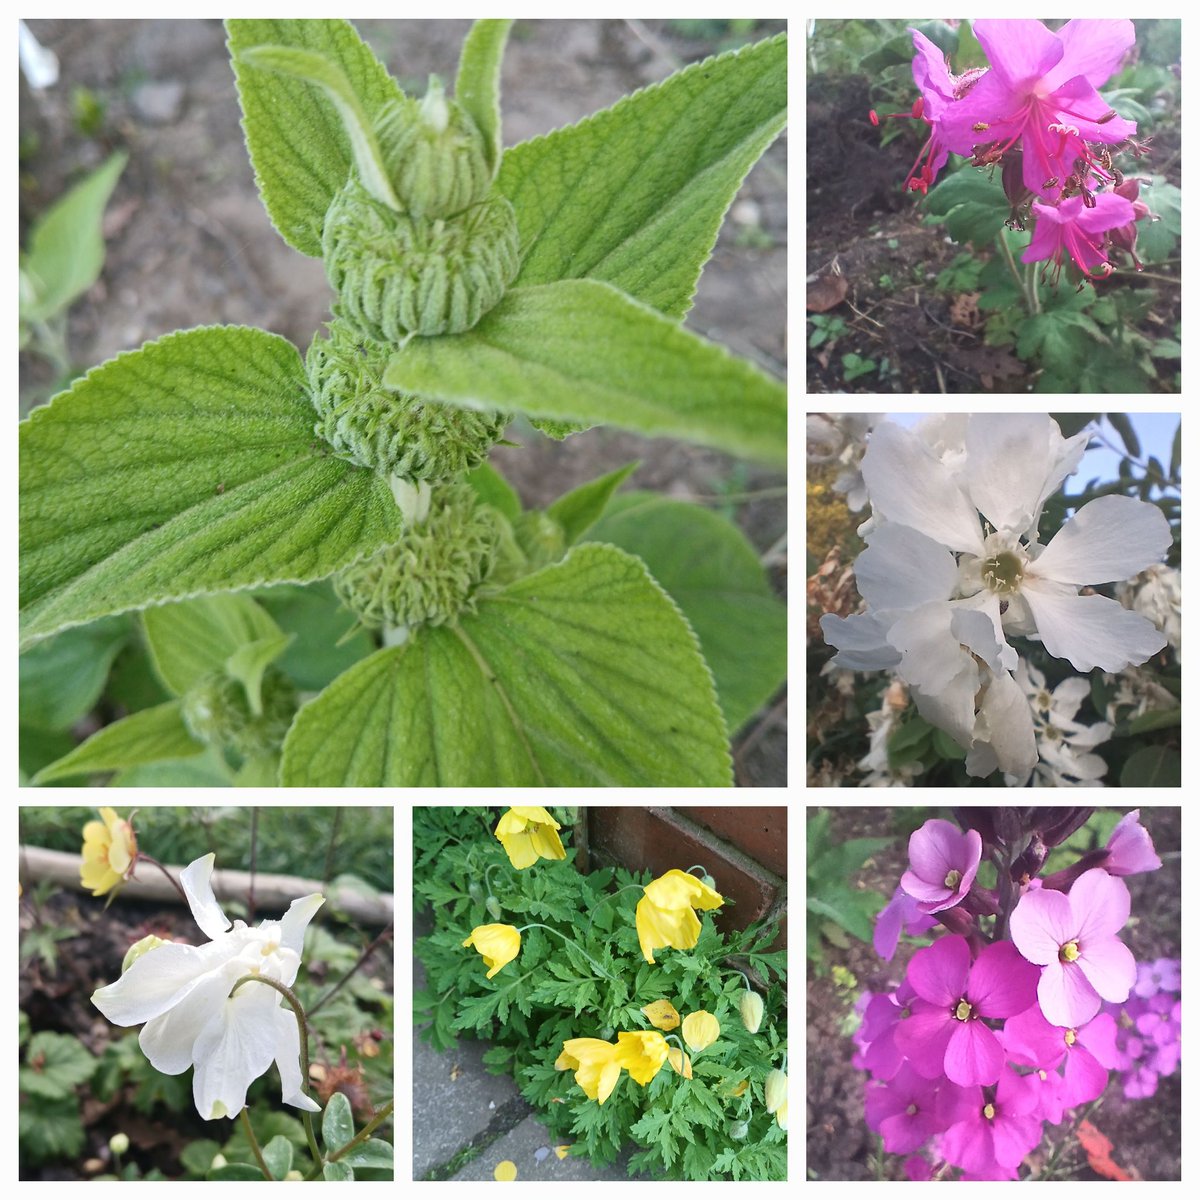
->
640, 999, 681, 1031
667, 1046, 693, 1078
494, 806, 567, 869
775, 1099, 788, 1131
681, 1009, 720, 1052
80, 808, 137, 897
765, 1068, 788, 1114
461, 923, 521, 978
613, 1030, 670, 1085
556, 1038, 621, 1104
634, 869, 724, 963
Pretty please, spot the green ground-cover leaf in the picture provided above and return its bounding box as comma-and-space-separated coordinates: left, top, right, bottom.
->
20, 152, 127, 324
497, 33, 786, 320
20, 325, 403, 647
923, 167, 1009, 247
587, 493, 784, 733
455, 20, 512, 175
322, 1091, 354, 1152
33, 700, 203, 784
19, 615, 131, 731
227, 19, 408, 255
19, 1031, 97, 1100
282, 543, 731, 785
385, 281, 785, 464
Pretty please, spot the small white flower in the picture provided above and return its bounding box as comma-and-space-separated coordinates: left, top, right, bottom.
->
1118, 563, 1181, 659
92, 854, 324, 1121
1013, 659, 1112, 787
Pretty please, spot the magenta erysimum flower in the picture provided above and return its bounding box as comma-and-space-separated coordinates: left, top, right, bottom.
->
859, 979, 920, 1081
1021, 192, 1135, 283
1105, 809, 1162, 876
940, 1067, 1042, 1176
865, 1061, 971, 1154
1009, 867, 1136, 1027
1134, 956, 1180, 998
940, 19, 1138, 200
895, 936, 1040, 1086
901, 819, 983, 914
874, 884, 938, 960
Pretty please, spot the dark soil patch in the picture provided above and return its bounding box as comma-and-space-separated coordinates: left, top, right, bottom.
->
806, 807, 1181, 1182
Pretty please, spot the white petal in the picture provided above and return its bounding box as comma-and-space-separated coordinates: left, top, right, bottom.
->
273, 1007, 321, 1112
191, 982, 281, 1120
181, 854, 233, 942
820, 611, 902, 671
139, 966, 237, 1075
967, 671, 1037, 779
855, 524, 959, 611
966, 414, 1057, 535
92, 939, 235, 1027
887, 603, 978, 743
861, 422, 985, 554
1050, 675, 1090, 719
1033, 495, 1171, 585
1024, 583, 1167, 672
1033, 426, 1091, 534
951, 598, 1017, 675
278, 893, 325, 963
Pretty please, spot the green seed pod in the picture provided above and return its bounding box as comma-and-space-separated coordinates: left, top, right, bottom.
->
764, 1068, 788, 1115
333, 482, 502, 632
307, 320, 508, 482
739, 990, 765, 1035
181, 666, 298, 760
485, 896, 502, 920
376, 81, 492, 220
322, 177, 519, 340
728, 1120, 749, 1142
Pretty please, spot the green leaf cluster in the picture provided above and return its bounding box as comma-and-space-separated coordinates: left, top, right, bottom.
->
18, 1030, 97, 1163
414, 808, 786, 1181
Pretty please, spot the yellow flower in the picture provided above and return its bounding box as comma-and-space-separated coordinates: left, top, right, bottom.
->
681, 1010, 720, 1052
667, 1046, 693, 1078
80, 808, 137, 897
635, 869, 723, 963
764, 1068, 788, 1114
613, 1030, 670, 1086
728, 1078, 749, 1098
739, 991, 764, 1034
556, 1038, 622, 1104
493, 1160, 518, 1181
494, 806, 567, 869
461, 924, 521, 978
775, 1099, 788, 1131
640, 999, 681, 1031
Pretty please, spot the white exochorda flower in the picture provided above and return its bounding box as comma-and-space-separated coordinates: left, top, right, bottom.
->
820, 414, 1171, 780
1015, 659, 1113, 788
92, 854, 324, 1121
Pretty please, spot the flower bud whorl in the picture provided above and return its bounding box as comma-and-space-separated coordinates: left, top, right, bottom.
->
322, 178, 519, 340
764, 1068, 788, 1114
333, 483, 502, 632
307, 321, 508, 482
729, 1119, 749, 1141
180, 666, 298, 761
485, 895, 502, 920
108, 1132, 130, 1157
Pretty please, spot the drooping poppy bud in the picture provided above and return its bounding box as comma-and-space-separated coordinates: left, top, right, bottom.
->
740, 990, 765, 1034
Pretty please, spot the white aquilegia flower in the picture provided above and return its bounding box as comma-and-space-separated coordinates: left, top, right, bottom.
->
821, 414, 1171, 780
1014, 659, 1112, 788
92, 854, 324, 1120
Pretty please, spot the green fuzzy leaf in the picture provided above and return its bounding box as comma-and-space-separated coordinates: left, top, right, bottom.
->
384, 282, 785, 465
20, 325, 404, 648
208, 1163, 265, 1181
323, 1161, 354, 1181
225, 633, 295, 715
226, 19, 408, 255
232, 752, 281, 787
19, 615, 130, 730
1119, 745, 1182, 787
586, 493, 784, 733
262, 1134, 294, 1180
455, 20, 513, 175
547, 462, 639, 546
33, 699, 203, 784
110, 748, 232, 787
20, 152, 127, 324
465, 461, 522, 521
281, 544, 731, 786
923, 168, 1009, 247
498, 34, 786, 319
143, 593, 286, 698
322, 1090, 354, 1152
19, 1032, 97, 1100
342, 1138, 394, 1170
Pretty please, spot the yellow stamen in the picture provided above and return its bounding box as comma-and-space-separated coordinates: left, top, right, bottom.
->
1060, 940, 1080, 962
983, 1103, 996, 1120
955, 999, 972, 1022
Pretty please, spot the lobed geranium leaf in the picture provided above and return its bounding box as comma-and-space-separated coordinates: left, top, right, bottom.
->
497, 33, 786, 320
227, 19, 408, 255
281, 543, 732, 786
455, 19, 513, 176
32, 700, 203, 785
20, 325, 404, 649
384, 281, 785, 464
586, 493, 785, 733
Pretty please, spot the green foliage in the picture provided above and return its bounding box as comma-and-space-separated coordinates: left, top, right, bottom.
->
413, 808, 786, 1181
841, 353, 877, 382
18, 1029, 96, 1163
923, 169, 1009, 248
808, 314, 848, 348
807, 810, 890, 967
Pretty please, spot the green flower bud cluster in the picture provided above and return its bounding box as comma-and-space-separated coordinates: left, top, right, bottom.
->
180, 666, 298, 760
333, 482, 504, 632
307, 320, 508, 482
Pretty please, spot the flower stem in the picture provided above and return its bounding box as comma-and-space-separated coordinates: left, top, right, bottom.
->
584, 884, 643, 932
240, 1107, 273, 1180
308, 922, 393, 1017
997, 232, 1035, 316
302, 1098, 395, 1180
229, 974, 323, 1172
516, 922, 618, 981
134, 853, 190, 907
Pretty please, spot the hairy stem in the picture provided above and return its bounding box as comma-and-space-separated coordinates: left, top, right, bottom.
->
135, 853, 190, 907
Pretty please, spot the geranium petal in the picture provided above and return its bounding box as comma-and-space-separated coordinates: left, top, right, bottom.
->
1033, 495, 1171, 585
1045, 18, 1135, 89
180, 853, 233, 942
1023, 583, 1166, 672
974, 19, 1064, 89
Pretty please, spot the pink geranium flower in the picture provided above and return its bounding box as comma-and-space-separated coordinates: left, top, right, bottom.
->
1105, 809, 1162, 876
941, 19, 1138, 200
1010, 868, 1136, 1028
895, 936, 1040, 1086
940, 1067, 1043, 1176
1021, 192, 1135, 283
901, 819, 983, 914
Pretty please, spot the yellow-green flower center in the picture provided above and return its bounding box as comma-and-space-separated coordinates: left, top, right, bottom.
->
906, 1103, 918, 1117
1064, 1029, 1077, 1046
983, 1102, 996, 1121
944, 868, 962, 889
1060, 940, 1081, 962
954, 999, 973, 1022
981, 550, 1025, 595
